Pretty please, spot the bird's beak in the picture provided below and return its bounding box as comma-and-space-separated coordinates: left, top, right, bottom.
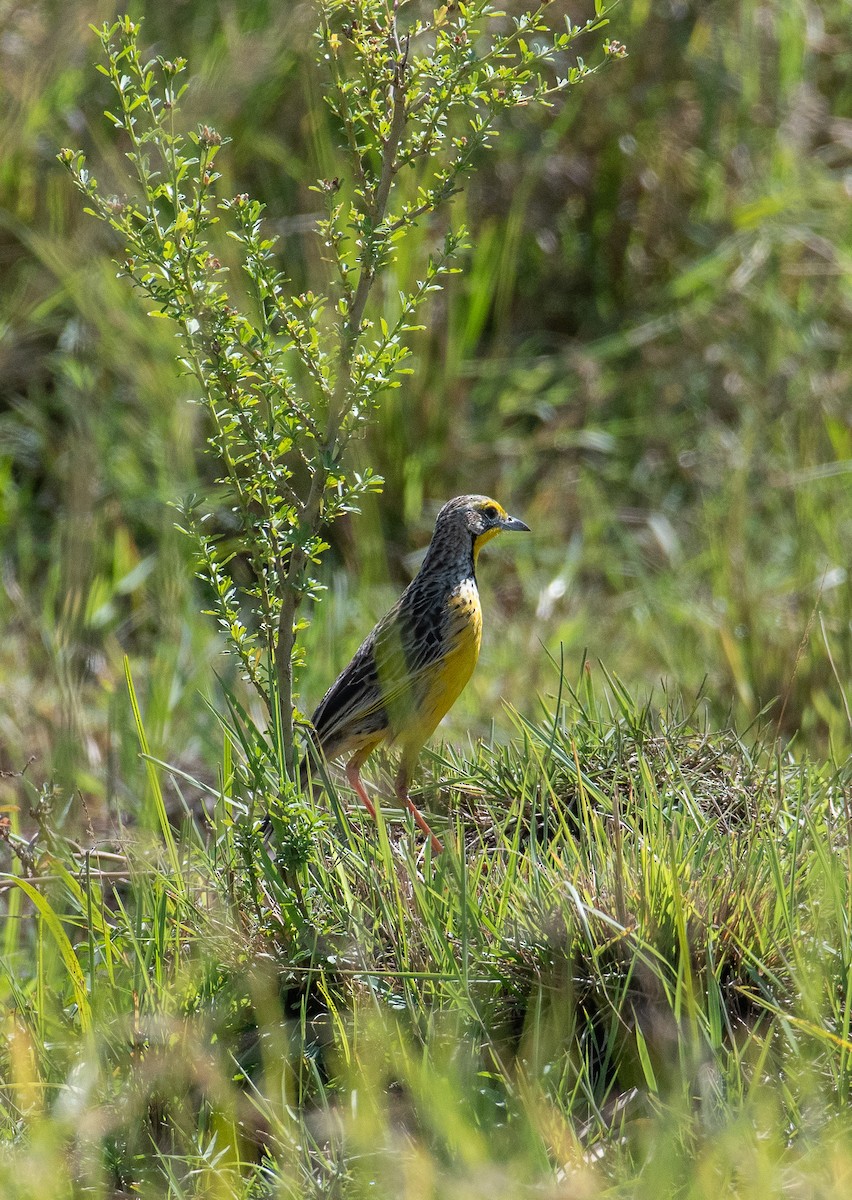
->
500, 514, 530, 532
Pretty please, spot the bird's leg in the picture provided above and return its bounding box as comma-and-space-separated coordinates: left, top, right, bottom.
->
395, 766, 444, 855
345, 753, 378, 821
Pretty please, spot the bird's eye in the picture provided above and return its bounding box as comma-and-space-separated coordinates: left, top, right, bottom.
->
482, 504, 499, 521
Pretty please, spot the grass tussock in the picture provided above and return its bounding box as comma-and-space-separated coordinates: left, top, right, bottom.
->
2, 665, 852, 1197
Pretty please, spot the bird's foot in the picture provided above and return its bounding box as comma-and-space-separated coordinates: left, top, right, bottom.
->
396, 783, 444, 855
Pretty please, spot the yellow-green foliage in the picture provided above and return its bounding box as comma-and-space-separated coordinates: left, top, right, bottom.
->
2, 672, 852, 1196
1, 1, 852, 1193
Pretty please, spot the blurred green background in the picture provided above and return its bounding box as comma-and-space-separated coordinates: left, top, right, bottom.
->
2, 0, 851, 816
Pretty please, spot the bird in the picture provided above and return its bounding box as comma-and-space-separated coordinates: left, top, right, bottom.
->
302, 494, 530, 854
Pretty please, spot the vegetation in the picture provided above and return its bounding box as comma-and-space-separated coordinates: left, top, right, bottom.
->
1, 0, 851, 1195
59, 2, 609, 820
3, 677, 852, 1196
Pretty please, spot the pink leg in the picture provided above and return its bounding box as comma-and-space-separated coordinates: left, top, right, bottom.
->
346, 755, 378, 821
395, 769, 444, 855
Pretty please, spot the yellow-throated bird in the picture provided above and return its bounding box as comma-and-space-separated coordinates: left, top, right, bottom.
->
304, 495, 529, 853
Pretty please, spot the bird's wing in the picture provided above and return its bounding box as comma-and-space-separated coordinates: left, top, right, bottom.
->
310, 591, 446, 752
310, 631, 384, 748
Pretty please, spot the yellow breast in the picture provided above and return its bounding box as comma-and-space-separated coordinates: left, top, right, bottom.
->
444, 578, 483, 681
401, 580, 482, 752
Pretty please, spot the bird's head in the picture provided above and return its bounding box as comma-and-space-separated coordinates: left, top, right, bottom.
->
432, 494, 530, 563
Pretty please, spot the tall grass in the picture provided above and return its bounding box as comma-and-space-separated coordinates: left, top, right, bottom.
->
2, 666, 852, 1195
